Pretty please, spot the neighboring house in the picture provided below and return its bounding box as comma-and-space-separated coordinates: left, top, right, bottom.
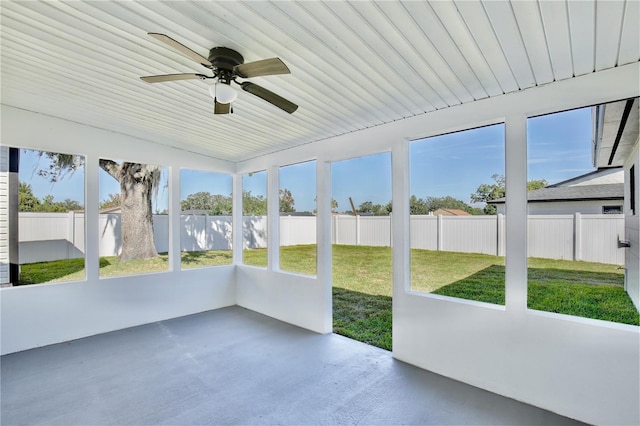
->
431, 208, 472, 216
489, 98, 638, 310
279, 211, 315, 216
181, 209, 211, 215
488, 168, 624, 215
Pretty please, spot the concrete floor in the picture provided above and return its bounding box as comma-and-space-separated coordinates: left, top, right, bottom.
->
1, 306, 583, 425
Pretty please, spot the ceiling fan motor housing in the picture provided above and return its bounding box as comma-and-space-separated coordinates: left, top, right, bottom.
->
209, 47, 244, 70
209, 47, 244, 85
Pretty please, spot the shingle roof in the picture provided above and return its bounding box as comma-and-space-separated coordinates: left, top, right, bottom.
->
488, 183, 624, 204
432, 208, 472, 216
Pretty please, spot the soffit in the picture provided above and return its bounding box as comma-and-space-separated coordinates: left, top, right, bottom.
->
595, 98, 639, 168
1, 1, 638, 162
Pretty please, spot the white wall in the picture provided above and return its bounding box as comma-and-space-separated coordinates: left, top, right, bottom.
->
1, 106, 237, 355
568, 168, 623, 186
236, 63, 640, 425
0, 266, 236, 355
393, 293, 639, 426
235, 161, 333, 335
496, 199, 623, 215
625, 140, 639, 310
236, 266, 326, 333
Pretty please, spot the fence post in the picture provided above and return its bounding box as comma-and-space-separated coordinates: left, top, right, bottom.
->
437, 214, 443, 251
389, 213, 393, 247
67, 210, 75, 260
205, 214, 210, 250
356, 215, 361, 246
574, 212, 582, 261
497, 213, 505, 257
333, 215, 338, 244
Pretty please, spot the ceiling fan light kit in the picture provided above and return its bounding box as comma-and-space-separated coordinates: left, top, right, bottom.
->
209, 83, 237, 104
141, 33, 298, 115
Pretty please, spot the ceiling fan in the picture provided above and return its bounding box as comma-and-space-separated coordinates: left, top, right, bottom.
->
140, 33, 298, 115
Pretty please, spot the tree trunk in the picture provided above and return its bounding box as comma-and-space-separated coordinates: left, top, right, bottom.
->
100, 160, 158, 262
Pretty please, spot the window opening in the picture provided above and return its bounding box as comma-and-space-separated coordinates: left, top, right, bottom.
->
242, 170, 268, 267
180, 169, 232, 269
279, 161, 317, 275
99, 159, 169, 277
331, 152, 392, 350
7, 148, 86, 286
527, 101, 638, 325
409, 124, 506, 306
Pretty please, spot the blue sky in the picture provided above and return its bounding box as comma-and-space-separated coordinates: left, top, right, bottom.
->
19, 106, 594, 213
242, 170, 267, 198
19, 151, 86, 203
527, 107, 593, 182
333, 153, 392, 212
410, 123, 505, 204
279, 161, 316, 213
181, 169, 232, 207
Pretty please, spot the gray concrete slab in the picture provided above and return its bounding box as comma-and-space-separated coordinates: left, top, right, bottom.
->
1, 306, 583, 425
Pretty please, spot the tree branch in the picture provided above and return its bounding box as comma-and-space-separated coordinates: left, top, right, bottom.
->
99, 159, 121, 180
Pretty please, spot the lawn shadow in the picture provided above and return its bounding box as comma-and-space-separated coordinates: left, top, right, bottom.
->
181, 250, 232, 266
181, 250, 209, 265
432, 265, 636, 325
18, 258, 87, 285
527, 267, 624, 287
19, 257, 112, 285
431, 265, 626, 306
432, 265, 506, 305
332, 287, 392, 351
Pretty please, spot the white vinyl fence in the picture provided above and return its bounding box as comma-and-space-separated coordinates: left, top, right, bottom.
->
18, 212, 625, 265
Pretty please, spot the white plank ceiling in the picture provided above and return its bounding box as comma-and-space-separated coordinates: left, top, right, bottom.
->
1, 0, 638, 162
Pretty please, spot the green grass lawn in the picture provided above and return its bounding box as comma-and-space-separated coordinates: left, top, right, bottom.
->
243, 249, 267, 268
18, 257, 88, 284
18, 245, 638, 352
182, 250, 232, 269
18, 251, 233, 283
19, 255, 174, 282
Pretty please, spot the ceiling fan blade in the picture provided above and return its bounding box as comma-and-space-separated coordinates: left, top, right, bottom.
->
148, 33, 212, 67
140, 73, 207, 83
240, 82, 298, 114
235, 58, 290, 78
214, 101, 231, 114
